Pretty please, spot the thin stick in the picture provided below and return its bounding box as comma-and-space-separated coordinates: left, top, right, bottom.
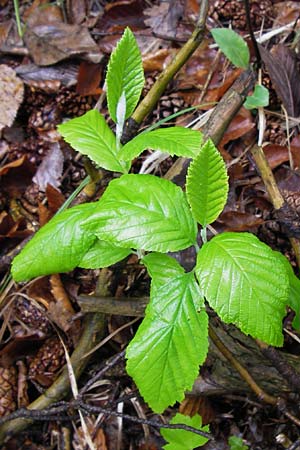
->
250, 144, 300, 267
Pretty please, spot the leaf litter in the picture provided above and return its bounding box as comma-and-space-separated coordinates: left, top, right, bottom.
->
1, 0, 300, 448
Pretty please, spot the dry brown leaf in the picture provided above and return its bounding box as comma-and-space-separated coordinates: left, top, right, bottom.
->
143, 48, 172, 72
50, 274, 75, 314
66, 0, 88, 25
76, 61, 103, 95
16, 62, 79, 91
46, 184, 65, 214
219, 107, 255, 148
0, 20, 25, 54
33, 142, 64, 191
24, 23, 102, 66
290, 134, 300, 170
263, 144, 289, 169
218, 211, 264, 231
95, 0, 146, 32
273, 1, 300, 25
48, 274, 75, 332
179, 395, 215, 425
259, 44, 300, 117
0, 65, 24, 131
144, 1, 184, 37
0, 156, 35, 196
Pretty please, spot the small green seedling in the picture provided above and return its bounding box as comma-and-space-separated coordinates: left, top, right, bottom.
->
211, 27, 269, 109
160, 413, 209, 449
11, 27, 300, 435
229, 435, 249, 450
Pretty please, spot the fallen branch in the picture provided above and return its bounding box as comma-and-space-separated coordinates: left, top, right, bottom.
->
0, 312, 105, 443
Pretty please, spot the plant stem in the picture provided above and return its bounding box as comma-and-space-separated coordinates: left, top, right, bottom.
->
165, 69, 255, 184
124, 0, 209, 140
13, 0, 23, 38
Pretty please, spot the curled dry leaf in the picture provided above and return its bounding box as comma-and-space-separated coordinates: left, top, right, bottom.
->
0, 65, 24, 131
263, 144, 290, 169
24, 23, 102, 66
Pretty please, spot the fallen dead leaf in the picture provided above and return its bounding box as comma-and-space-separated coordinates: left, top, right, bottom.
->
76, 61, 103, 95
273, 1, 300, 26
259, 44, 300, 118
0, 65, 24, 131
143, 48, 172, 72
16, 62, 79, 91
95, 0, 146, 32
33, 142, 64, 191
23, 0, 63, 27
290, 134, 300, 170
219, 107, 255, 148
66, 0, 88, 25
144, 2, 184, 37
263, 144, 289, 169
46, 184, 65, 214
0, 156, 35, 196
218, 211, 264, 231
24, 23, 102, 66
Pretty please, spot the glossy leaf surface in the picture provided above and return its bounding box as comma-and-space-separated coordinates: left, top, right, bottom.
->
186, 139, 228, 227
211, 28, 250, 69
83, 174, 197, 253
196, 232, 289, 346
58, 110, 127, 173
126, 253, 208, 413
106, 27, 144, 122
12, 203, 98, 282
78, 239, 131, 269
120, 127, 203, 161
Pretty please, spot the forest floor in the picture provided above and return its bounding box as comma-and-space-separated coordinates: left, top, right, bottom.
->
1, 0, 300, 449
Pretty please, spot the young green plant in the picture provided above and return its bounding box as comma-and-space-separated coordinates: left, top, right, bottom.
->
11, 28, 300, 433
211, 27, 269, 109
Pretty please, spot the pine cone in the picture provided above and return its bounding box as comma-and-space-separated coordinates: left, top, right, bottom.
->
209, 0, 274, 30
13, 297, 51, 337
0, 366, 17, 416
264, 117, 286, 145
28, 336, 71, 387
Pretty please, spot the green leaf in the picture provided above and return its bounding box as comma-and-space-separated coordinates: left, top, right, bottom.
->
106, 27, 145, 123
274, 252, 300, 330
161, 413, 210, 450
78, 239, 132, 269
83, 174, 197, 253
228, 436, 249, 450
244, 85, 269, 109
58, 110, 128, 173
211, 28, 250, 69
126, 254, 209, 413
120, 127, 203, 161
11, 204, 98, 282
186, 139, 228, 227
196, 232, 289, 346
